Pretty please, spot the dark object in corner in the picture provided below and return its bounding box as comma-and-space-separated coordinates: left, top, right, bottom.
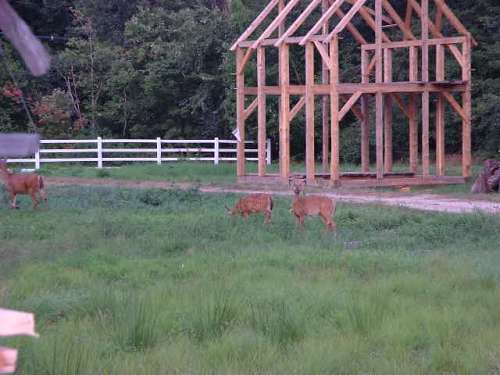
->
471, 159, 500, 194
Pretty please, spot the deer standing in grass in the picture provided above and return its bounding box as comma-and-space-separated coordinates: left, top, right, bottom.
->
225, 193, 273, 224
290, 178, 336, 231
0, 160, 47, 209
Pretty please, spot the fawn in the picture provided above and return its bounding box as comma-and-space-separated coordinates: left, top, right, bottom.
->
225, 193, 273, 224
290, 178, 336, 231
0, 160, 48, 209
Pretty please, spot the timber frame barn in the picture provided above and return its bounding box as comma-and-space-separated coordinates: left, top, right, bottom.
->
231, 0, 475, 187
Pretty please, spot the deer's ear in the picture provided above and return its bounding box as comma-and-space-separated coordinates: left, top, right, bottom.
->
224, 204, 231, 213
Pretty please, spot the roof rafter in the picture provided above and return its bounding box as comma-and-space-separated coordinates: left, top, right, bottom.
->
250, 0, 301, 50
327, 0, 367, 41
230, 0, 280, 51
433, 0, 478, 46
382, 0, 416, 40
334, 8, 367, 44
275, 0, 323, 47
298, 0, 346, 46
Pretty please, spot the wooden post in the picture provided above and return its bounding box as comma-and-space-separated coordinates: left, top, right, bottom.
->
330, 36, 340, 184
35, 149, 40, 170
361, 48, 370, 173
279, 44, 290, 179
266, 138, 272, 165
409, 46, 418, 174
213, 137, 220, 165
236, 47, 246, 177
462, 37, 472, 178
421, 0, 430, 176
156, 137, 162, 165
375, 0, 384, 179
305, 42, 315, 183
321, 0, 329, 172
257, 47, 267, 176
436, 44, 445, 176
97, 136, 103, 169
384, 48, 393, 173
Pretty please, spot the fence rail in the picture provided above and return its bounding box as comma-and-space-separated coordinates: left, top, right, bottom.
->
6, 137, 271, 169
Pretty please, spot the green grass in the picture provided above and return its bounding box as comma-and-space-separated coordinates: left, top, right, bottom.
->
37, 161, 500, 198
1, 185, 500, 373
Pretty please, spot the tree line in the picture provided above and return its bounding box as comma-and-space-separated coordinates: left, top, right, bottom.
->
1, 0, 499, 162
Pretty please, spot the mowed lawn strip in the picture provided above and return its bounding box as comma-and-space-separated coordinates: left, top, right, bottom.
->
0, 186, 500, 374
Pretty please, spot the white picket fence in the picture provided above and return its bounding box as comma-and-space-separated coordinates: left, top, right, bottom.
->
6, 137, 272, 169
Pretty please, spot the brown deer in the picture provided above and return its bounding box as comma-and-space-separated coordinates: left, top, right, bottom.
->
225, 193, 273, 224
290, 178, 336, 231
0, 160, 47, 209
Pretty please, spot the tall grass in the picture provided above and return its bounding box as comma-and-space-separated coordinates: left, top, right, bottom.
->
1, 185, 500, 373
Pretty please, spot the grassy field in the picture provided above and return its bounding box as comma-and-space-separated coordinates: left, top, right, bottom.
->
36, 161, 500, 202
1, 185, 500, 374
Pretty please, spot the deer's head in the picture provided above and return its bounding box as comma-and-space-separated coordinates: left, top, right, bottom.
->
289, 178, 306, 196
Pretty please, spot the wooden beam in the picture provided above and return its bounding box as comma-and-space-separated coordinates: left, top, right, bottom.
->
279, 0, 285, 35
327, 0, 367, 40
350, 0, 391, 43
442, 92, 466, 121
299, 0, 345, 46
384, 48, 393, 173
368, 54, 377, 76
257, 47, 266, 177
361, 48, 370, 173
306, 42, 315, 183
375, 0, 384, 180
408, 0, 464, 68
251, 0, 301, 50
279, 44, 290, 179
390, 93, 410, 118
243, 97, 258, 120
382, 0, 416, 40
405, 0, 413, 28
361, 36, 466, 50
236, 48, 246, 177
330, 37, 340, 183
462, 36, 472, 178
313, 41, 333, 70
409, 46, 418, 174
334, 8, 367, 45
344, 0, 392, 24
275, 0, 323, 47
322, 0, 330, 172
237, 48, 255, 75
421, 0, 430, 176
436, 43, 445, 176
433, 0, 478, 47
435, 3, 443, 32
230, 0, 280, 51
339, 91, 363, 121
290, 96, 306, 121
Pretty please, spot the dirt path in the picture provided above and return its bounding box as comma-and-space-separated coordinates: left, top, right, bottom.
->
46, 176, 500, 215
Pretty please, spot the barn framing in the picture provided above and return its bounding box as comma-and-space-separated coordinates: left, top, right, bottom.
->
231, 0, 475, 187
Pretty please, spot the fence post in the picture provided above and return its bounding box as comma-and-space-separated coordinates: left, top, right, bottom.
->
156, 137, 162, 165
214, 137, 219, 165
35, 150, 40, 170
266, 138, 271, 165
97, 137, 103, 169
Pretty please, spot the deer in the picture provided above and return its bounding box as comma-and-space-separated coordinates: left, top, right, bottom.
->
289, 178, 336, 231
0, 160, 48, 209
225, 193, 273, 224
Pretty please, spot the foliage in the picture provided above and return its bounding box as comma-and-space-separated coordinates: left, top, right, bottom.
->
2, 0, 500, 159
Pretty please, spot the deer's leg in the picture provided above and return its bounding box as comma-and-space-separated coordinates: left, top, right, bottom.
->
320, 212, 336, 232
30, 190, 39, 210
264, 210, 272, 224
9, 193, 18, 209
39, 188, 48, 209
